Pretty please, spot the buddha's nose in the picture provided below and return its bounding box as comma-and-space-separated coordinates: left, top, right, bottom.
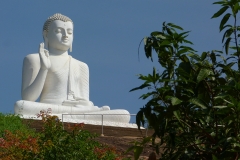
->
63, 30, 68, 38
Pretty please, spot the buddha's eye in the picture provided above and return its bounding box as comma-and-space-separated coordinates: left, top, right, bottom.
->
55, 28, 62, 33
67, 29, 73, 35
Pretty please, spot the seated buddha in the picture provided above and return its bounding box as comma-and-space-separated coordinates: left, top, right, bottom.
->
14, 13, 130, 123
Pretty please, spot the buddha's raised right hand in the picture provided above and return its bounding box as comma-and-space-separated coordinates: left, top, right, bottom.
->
39, 42, 51, 70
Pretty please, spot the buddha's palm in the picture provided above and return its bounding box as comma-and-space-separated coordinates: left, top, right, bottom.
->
39, 42, 51, 70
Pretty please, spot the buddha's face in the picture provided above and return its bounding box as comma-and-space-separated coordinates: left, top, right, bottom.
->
45, 20, 73, 51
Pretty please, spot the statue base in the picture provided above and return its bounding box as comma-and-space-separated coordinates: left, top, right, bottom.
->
15, 100, 136, 128
19, 114, 140, 128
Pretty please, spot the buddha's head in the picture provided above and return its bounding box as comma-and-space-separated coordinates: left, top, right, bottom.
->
43, 13, 73, 52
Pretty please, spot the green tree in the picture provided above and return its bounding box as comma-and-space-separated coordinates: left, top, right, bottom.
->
131, 0, 240, 159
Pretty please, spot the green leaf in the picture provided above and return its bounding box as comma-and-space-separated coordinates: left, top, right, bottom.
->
201, 52, 208, 61
233, 2, 239, 15
125, 146, 135, 154
151, 31, 162, 37
220, 13, 231, 31
212, 6, 229, 18
185, 88, 194, 94
134, 146, 143, 160
130, 83, 151, 92
213, 106, 227, 109
166, 28, 173, 35
182, 39, 193, 44
188, 53, 201, 61
222, 28, 233, 43
160, 40, 171, 46
136, 110, 144, 129
212, 154, 218, 160
153, 67, 156, 78
210, 52, 216, 63
178, 31, 190, 37
226, 62, 236, 68
221, 24, 232, 31
190, 98, 207, 109
155, 33, 166, 39
178, 48, 189, 55
144, 37, 153, 61
214, 96, 233, 105
167, 23, 183, 30
226, 28, 233, 37
229, 46, 238, 50
140, 91, 157, 99
212, 50, 223, 54
180, 55, 190, 62
178, 62, 191, 77
143, 37, 147, 45
140, 136, 152, 145
227, 62, 237, 68
171, 97, 182, 105
173, 110, 181, 121
216, 63, 226, 68
179, 45, 196, 52
197, 69, 212, 83
225, 37, 231, 55
143, 105, 152, 120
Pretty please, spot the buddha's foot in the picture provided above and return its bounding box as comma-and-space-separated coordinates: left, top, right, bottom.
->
101, 106, 110, 111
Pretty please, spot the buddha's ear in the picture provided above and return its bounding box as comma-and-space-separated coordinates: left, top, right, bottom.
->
69, 35, 73, 52
43, 30, 48, 49
43, 30, 48, 39
70, 43, 72, 52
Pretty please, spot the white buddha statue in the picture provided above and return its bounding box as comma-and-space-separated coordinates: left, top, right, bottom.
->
14, 13, 130, 123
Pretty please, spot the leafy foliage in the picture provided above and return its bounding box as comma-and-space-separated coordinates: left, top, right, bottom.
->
0, 130, 39, 160
0, 110, 123, 160
131, 0, 240, 159
125, 136, 152, 160
0, 113, 37, 137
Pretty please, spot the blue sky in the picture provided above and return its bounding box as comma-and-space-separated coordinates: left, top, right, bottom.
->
0, 1, 223, 117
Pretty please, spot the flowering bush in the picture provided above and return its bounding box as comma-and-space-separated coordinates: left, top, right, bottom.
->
0, 109, 125, 160
94, 146, 122, 160
36, 109, 124, 159
0, 130, 39, 160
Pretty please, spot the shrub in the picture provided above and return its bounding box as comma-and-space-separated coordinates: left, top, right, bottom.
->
36, 108, 122, 160
0, 130, 39, 160
0, 113, 36, 137
0, 109, 123, 160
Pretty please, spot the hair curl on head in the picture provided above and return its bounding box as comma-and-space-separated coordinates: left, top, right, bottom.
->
43, 13, 73, 32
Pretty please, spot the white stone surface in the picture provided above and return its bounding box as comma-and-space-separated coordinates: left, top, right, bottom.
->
14, 13, 130, 124
20, 114, 140, 128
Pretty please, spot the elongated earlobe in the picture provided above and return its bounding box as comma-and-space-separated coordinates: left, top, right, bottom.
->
43, 30, 49, 49
44, 39, 49, 49
70, 44, 72, 52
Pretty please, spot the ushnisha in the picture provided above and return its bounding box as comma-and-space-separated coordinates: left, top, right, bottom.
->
14, 13, 130, 123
